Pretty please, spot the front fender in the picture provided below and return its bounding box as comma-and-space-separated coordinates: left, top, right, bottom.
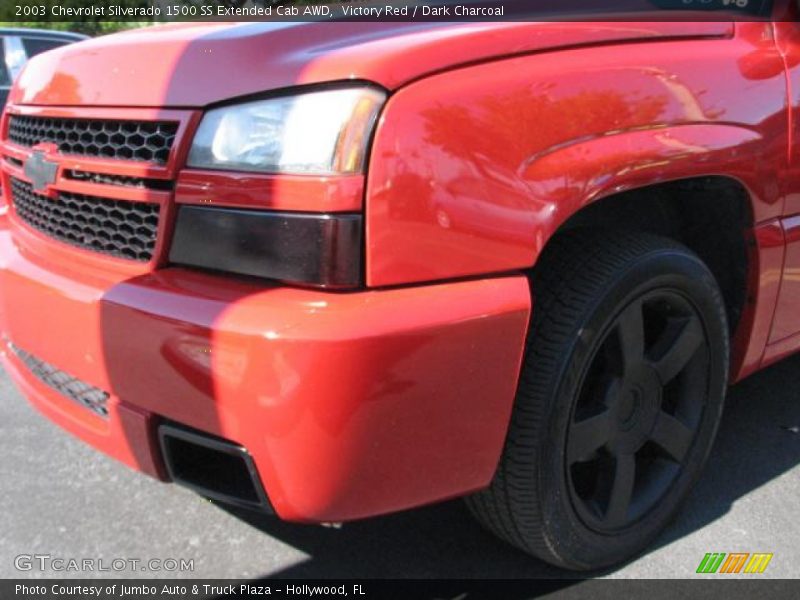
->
364, 26, 785, 287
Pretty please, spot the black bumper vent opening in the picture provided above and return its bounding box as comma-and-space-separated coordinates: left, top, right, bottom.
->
158, 423, 272, 513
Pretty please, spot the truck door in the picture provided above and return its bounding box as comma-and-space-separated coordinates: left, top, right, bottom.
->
768, 23, 800, 345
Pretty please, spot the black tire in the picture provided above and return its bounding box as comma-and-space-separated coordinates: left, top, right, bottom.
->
466, 230, 729, 570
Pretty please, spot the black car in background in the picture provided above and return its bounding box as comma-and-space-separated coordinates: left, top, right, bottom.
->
0, 28, 88, 107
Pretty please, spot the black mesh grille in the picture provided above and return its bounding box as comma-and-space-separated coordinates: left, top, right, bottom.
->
9, 343, 109, 419
64, 169, 174, 191
8, 115, 178, 164
11, 178, 160, 261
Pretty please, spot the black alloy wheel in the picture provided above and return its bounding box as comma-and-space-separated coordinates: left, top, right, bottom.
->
567, 290, 708, 533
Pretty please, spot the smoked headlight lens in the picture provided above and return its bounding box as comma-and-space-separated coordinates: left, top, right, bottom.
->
186, 87, 386, 175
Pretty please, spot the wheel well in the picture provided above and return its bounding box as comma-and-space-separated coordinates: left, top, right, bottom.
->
555, 177, 753, 336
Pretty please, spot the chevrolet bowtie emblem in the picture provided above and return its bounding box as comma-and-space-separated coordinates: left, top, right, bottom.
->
24, 150, 59, 192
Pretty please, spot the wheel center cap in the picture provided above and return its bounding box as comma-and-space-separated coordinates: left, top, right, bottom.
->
618, 388, 642, 431
611, 368, 663, 452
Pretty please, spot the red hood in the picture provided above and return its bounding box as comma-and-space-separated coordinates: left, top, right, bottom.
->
11, 21, 732, 108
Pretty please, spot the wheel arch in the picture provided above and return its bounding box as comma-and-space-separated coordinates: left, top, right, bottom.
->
546, 172, 758, 382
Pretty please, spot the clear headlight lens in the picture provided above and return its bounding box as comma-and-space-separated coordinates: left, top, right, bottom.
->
187, 87, 386, 175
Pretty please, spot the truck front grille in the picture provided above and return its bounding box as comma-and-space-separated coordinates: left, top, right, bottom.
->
8, 343, 109, 419
7, 115, 178, 164
10, 178, 160, 262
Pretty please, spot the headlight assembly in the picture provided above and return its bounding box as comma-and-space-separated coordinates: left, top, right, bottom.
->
173, 85, 385, 288
186, 86, 386, 175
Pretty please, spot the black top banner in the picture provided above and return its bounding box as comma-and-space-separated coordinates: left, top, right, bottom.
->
0, 0, 793, 24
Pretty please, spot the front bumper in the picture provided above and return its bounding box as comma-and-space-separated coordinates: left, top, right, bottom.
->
0, 219, 530, 522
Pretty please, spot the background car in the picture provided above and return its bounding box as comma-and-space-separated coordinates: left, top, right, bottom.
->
0, 28, 88, 108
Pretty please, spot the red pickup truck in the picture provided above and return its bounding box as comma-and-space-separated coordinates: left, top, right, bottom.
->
0, 19, 798, 570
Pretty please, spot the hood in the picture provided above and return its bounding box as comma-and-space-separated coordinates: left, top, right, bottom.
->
11, 21, 732, 108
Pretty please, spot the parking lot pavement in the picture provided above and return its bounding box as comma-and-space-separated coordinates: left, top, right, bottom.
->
0, 352, 799, 581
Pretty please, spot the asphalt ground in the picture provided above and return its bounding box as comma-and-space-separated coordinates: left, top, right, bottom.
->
1, 352, 799, 581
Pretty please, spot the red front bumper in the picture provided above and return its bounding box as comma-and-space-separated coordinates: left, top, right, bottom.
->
0, 215, 530, 522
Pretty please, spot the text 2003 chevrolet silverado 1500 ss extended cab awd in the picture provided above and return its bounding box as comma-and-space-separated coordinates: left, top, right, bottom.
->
1, 18, 799, 570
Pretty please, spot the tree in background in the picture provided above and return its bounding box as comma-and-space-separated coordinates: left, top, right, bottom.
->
0, 21, 150, 36
0, 0, 158, 36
